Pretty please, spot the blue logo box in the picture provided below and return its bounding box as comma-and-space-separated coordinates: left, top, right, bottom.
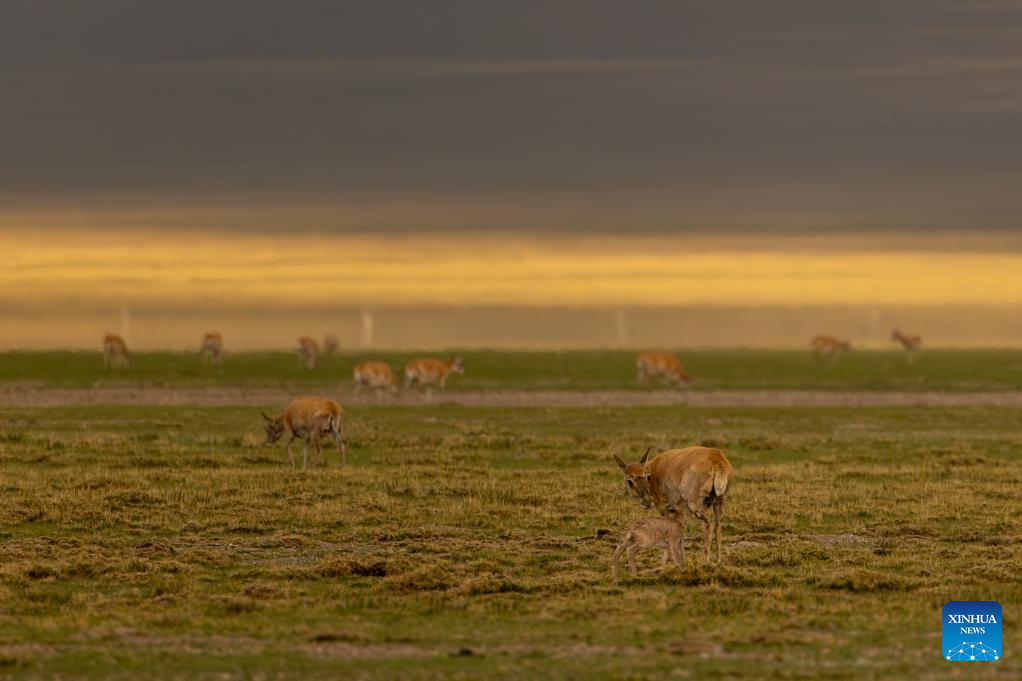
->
943, 601, 1001, 661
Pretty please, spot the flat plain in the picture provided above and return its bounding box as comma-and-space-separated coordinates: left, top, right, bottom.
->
0, 351, 1020, 679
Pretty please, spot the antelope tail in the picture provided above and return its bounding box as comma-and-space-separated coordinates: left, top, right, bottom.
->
712, 467, 730, 497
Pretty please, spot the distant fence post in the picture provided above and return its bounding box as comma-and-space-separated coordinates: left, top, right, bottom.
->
361, 309, 374, 348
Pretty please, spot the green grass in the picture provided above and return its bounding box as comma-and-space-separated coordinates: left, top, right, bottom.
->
0, 404, 1019, 679
3, 348, 1022, 391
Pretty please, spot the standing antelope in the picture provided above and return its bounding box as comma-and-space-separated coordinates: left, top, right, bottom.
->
297, 337, 320, 369
636, 351, 693, 387
323, 334, 340, 355
102, 334, 130, 369
200, 332, 224, 366
891, 329, 922, 361
611, 516, 685, 580
403, 355, 464, 396
353, 360, 400, 399
261, 396, 347, 468
810, 335, 851, 360
613, 446, 733, 563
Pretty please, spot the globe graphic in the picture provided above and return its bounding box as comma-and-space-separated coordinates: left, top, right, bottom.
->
946, 642, 998, 661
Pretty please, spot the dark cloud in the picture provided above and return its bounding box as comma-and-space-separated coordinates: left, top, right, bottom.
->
4, 1, 1022, 232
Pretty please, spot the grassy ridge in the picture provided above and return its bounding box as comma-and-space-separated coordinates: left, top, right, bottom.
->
0, 404, 1019, 679
2, 349, 1022, 391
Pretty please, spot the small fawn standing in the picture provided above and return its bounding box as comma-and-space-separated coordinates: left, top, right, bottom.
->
810, 335, 851, 360
891, 329, 922, 362
103, 334, 130, 369
402, 355, 464, 397
611, 516, 685, 580
297, 337, 320, 370
261, 396, 346, 468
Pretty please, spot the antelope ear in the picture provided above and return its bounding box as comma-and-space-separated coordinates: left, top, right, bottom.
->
260, 411, 273, 422
612, 454, 628, 471
639, 446, 653, 465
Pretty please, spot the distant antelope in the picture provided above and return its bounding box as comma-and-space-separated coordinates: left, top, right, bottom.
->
611, 516, 685, 580
613, 446, 733, 563
403, 355, 464, 396
636, 351, 693, 387
891, 329, 922, 360
297, 337, 320, 369
353, 360, 399, 399
261, 396, 347, 468
323, 334, 340, 355
200, 332, 224, 366
810, 335, 851, 360
102, 334, 130, 369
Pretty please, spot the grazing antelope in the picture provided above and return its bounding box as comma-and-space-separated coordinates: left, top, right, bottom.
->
199, 332, 224, 366
102, 334, 130, 369
891, 328, 922, 360
636, 351, 693, 387
810, 335, 851, 360
323, 334, 340, 355
611, 516, 685, 580
613, 446, 733, 563
403, 355, 464, 396
297, 337, 320, 369
353, 360, 400, 399
261, 396, 347, 469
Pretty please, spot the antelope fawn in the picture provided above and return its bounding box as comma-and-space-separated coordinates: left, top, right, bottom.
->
261, 396, 347, 468
636, 351, 693, 387
403, 355, 464, 396
353, 361, 400, 399
613, 445, 733, 563
323, 334, 340, 355
811, 335, 851, 360
102, 334, 130, 369
611, 516, 685, 580
891, 329, 922, 361
200, 332, 224, 366
297, 337, 320, 369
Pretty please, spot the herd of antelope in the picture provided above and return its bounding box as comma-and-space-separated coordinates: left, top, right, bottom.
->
95, 327, 923, 578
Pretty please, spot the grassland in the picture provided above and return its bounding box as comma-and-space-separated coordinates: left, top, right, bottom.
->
1, 403, 1020, 679
2, 348, 1022, 392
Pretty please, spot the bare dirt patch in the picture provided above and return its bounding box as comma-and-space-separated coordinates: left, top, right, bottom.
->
3, 385, 1022, 408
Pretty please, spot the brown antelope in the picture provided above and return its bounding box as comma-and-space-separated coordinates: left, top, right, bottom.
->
323, 333, 340, 355
611, 516, 685, 580
297, 337, 320, 369
102, 334, 130, 369
261, 396, 347, 468
891, 328, 922, 360
200, 332, 224, 366
636, 351, 693, 387
403, 355, 464, 396
613, 446, 733, 563
810, 335, 851, 359
353, 360, 399, 399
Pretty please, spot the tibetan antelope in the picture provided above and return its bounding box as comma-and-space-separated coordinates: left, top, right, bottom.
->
891, 329, 922, 361
200, 332, 224, 366
636, 351, 693, 387
613, 446, 733, 563
323, 334, 340, 355
402, 355, 464, 396
297, 337, 319, 369
353, 360, 400, 399
810, 335, 851, 360
611, 516, 685, 580
261, 396, 347, 468
102, 334, 130, 369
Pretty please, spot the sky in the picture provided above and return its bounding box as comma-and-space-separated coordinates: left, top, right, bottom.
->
3, 2, 1022, 347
